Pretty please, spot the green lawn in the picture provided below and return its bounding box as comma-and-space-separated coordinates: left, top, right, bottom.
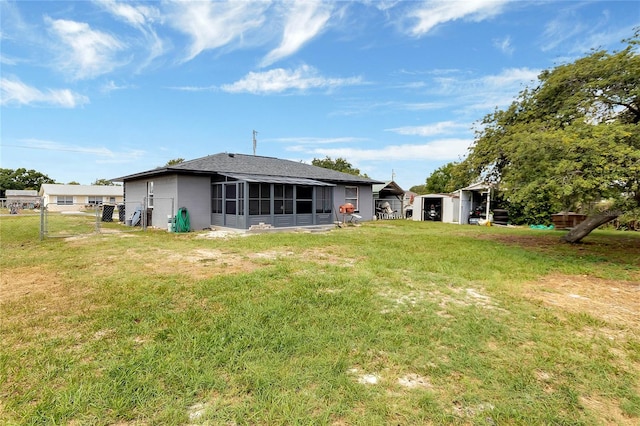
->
1, 217, 639, 425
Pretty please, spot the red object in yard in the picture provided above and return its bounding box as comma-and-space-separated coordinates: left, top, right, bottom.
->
339, 203, 355, 214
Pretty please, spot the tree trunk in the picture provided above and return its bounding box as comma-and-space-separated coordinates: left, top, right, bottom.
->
561, 213, 619, 243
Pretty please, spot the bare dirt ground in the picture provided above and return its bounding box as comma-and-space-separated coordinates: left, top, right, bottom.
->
479, 233, 640, 332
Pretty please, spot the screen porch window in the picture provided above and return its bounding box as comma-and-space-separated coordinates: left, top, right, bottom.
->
316, 187, 332, 213
57, 196, 73, 205
345, 186, 359, 211
225, 183, 237, 215
296, 186, 313, 214
274, 184, 293, 214
212, 183, 223, 214
249, 183, 270, 215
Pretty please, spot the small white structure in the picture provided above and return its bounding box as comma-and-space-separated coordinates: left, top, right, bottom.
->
411, 182, 494, 225
4, 190, 40, 208
457, 182, 492, 225
412, 194, 459, 223
39, 184, 123, 212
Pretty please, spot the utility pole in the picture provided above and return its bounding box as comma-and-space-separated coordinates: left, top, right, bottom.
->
253, 130, 258, 156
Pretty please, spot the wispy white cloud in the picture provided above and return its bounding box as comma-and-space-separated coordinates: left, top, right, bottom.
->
403, 102, 445, 111
16, 138, 145, 163
260, 0, 333, 67
101, 80, 136, 93
304, 138, 472, 162
430, 67, 540, 113
166, 85, 218, 92
95, 0, 165, 69
0, 54, 19, 65
406, 0, 511, 37
275, 136, 367, 146
221, 64, 363, 94
493, 35, 514, 55
386, 121, 466, 136
95, 0, 161, 28
540, 15, 586, 52
480, 67, 539, 88
45, 16, 125, 79
0, 76, 89, 108
166, 0, 269, 62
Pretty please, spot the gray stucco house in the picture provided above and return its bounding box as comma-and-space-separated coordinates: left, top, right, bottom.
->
113, 153, 382, 231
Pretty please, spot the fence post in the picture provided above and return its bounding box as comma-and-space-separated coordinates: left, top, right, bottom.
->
142, 197, 147, 231
40, 200, 45, 241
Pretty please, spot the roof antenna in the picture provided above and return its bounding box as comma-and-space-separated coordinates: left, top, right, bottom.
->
253, 130, 258, 156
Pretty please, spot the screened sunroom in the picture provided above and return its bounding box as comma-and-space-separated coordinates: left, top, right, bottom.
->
211, 173, 335, 229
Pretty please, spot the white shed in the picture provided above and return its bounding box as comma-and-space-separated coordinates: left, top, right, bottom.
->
411, 193, 460, 223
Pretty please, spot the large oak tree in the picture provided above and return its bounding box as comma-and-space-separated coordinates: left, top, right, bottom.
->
462, 31, 639, 243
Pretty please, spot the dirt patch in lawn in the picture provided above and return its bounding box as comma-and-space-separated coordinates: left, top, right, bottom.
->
0, 265, 91, 307
521, 273, 640, 334
480, 232, 640, 266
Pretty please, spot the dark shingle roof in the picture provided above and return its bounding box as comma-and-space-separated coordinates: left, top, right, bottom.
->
114, 153, 382, 185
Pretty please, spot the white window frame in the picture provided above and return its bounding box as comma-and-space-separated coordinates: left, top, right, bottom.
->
56, 195, 73, 205
147, 181, 154, 208
87, 196, 103, 206
345, 186, 359, 211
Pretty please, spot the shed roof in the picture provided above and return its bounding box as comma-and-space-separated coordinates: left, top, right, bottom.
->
373, 181, 404, 195
459, 182, 491, 192
39, 184, 124, 196
113, 153, 382, 185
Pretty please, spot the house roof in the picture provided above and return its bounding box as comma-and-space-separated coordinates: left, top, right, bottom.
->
113, 153, 383, 185
6, 190, 39, 197
39, 184, 124, 196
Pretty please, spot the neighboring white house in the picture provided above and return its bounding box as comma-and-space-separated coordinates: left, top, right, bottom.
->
39, 184, 124, 212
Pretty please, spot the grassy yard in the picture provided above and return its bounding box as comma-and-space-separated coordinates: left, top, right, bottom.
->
1, 216, 639, 425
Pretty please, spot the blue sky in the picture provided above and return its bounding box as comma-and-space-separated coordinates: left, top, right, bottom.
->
1, 1, 638, 190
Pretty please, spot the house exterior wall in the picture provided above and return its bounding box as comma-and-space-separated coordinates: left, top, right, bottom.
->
151, 175, 178, 229
123, 180, 149, 222
176, 175, 211, 231
333, 184, 374, 221
123, 177, 376, 231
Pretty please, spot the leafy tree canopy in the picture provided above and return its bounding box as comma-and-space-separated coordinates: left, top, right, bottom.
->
424, 162, 472, 194
92, 178, 117, 186
311, 156, 367, 177
409, 184, 428, 195
0, 168, 56, 194
462, 30, 639, 242
67, 181, 81, 185
165, 158, 185, 166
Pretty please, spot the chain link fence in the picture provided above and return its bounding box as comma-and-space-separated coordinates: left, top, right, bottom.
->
0, 198, 43, 241
40, 202, 148, 239
2, 197, 177, 240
